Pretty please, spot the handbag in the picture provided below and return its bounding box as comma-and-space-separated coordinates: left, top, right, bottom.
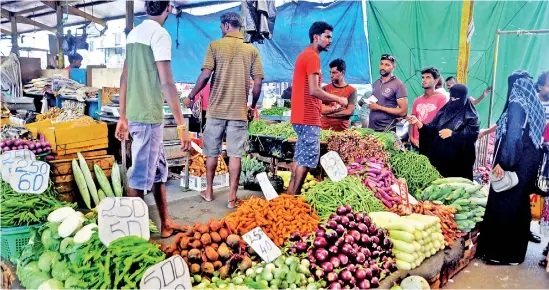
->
490, 139, 519, 192
535, 143, 549, 197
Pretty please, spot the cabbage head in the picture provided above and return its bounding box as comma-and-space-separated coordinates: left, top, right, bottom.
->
38, 251, 61, 273
51, 260, 71, 281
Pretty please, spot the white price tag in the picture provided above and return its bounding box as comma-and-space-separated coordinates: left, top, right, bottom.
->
256, 172, 278, 201
242, 227, 281, 263
111, 107, 120, 117
1, 150, 36, 181
98, 197, 150, 247
9, 160, 50, 194
140, 255, 191, 290
320, 151, 348, 182
191, 142, 203, 154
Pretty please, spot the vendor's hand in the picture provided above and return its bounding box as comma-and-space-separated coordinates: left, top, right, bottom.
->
183, 97, 193, 108
410, 138, 419, 148
337, 97, 348, 107
439, 129, 452, 139
369, 102, 382, 111
482, 87, 493, 97
492, 164, 504, 179
115, 118, 129, 142
180, 129, 191, 151
247, 107, 256, 121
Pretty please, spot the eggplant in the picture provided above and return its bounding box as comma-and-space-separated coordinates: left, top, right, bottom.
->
349, 277, 357, 287
321, 261, 334, 273
326, 272, 339, 283
315, 248, 329, 262
340, 216, 350, 227
364, 268, 373, 279
361, 234, 371, 245
340, 270, 352, 281
348, 221, 357, 229
313, 237, 328, 248
345, 213, 355, 221
336, 205, 348, 215
343, 234, 355, 244
354, 213, 365, 223
376, 228, 385, 239
329, 213, 338, 220
338, 254, 349, 266
355, 252, 366, 264
370, 277, 379, 288
345, 264, 356, 273
363, 216, 372, 227
329, 245, 339, 255
315, 269, 325, 280
383, 238, 392, 248
358, 279, 371, 289
344, 205, 353, 213
328, 282, 343, 290
355, 268, 367, 280
290, 232, 302, 241
349, 230, 361, 242
371, 236, 380, 245
334, 237, 344, 248
368, 224, 377, 235
316, 228, 326, 238
327, 220, 338, 230
326, 229, 339, 241
341, 244, 354, 255
370, 264, 380, 276
357, 223, 368, 234
336, 224, 346, 235
332, 215, 342, 223
372, 250, 380, 259
329, 256, 341, 268
361, 248, 372, 258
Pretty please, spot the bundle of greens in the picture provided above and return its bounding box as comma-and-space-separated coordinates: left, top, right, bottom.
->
260, 107, 290, 116
389, 151, 441, 198
0, 181, 75, 228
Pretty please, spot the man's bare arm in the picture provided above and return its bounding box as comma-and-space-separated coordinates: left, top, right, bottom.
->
250, 76, 263, 109
308, 74, 346, 105
377, 98, 408, 117
188, 69, 213, 100
325, 104, 355, 117
119, 61, 128, 119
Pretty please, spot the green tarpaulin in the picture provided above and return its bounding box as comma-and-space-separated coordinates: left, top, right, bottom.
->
367, 0, 549, 127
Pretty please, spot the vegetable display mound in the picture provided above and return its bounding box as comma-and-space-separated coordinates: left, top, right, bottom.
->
389, 152, 441, 198
1, 181, 76, 227
248, 121, 335, 142
225, 195, 319, 247
390, 201, 461, 246
355, 128, 399, 153
260, 107, 290, 116
289, 206, 397, 289
327, 130, 389, 164
162, 219, 252, 282
348, 158, 400, 209
302, 176, 387, 220
419, 177, 487, 232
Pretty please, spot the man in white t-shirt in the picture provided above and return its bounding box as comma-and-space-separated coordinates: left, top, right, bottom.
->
116, 0, 190, 238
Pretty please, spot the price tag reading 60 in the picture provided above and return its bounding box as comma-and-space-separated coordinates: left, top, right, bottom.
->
140, 255, 191, 289
98, 197, 150, 247
9, 159, 49, 194
242, 227, 281, 263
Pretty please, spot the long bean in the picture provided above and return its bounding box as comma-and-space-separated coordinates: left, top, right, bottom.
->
389, 151, 441, 198
301, 176, 386, 220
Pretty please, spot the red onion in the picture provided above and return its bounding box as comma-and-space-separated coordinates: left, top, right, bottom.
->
354, 212, 365, 222
335, 224, 346, 235
345, 213, 355, 221
348, 221, 357, 229
340, 216, 350, 227
326, 229, 338, 241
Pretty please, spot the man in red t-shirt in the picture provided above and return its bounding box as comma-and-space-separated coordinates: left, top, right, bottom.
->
321, 58, 357, 131
288, 21, 348, 195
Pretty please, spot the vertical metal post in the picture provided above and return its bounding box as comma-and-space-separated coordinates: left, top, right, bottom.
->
56, 2, 65, 69
125, 0, 134, 36
487, 30, 501, 127
9, 12, 19, 56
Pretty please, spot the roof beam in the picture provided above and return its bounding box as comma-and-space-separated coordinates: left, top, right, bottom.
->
1, 28, 11, 34
41, 0, 107, 26
1, 9, 56, 33
15, 5, 51, 16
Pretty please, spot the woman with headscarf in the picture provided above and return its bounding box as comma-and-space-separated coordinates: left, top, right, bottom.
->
406, 84, 480, 179
477, 70, 546, 265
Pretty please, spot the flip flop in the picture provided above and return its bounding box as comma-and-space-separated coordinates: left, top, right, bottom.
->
160, 228, 185, 239
227, 198, 243, 209
200, 192, 213, 202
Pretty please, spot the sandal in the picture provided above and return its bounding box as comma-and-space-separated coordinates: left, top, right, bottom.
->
227, 198, 243, 209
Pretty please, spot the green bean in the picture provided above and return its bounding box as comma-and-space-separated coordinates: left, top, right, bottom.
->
389, 151, 441, 198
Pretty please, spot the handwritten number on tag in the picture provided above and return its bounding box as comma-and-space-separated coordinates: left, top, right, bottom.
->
140, 255, 191, 289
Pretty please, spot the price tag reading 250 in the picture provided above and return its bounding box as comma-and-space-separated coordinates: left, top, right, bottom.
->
140, 255, 191, 289
9, 159, 49, 194
320, 151, 348, 182
98, 197, 150, 247
242, 227, 281, 263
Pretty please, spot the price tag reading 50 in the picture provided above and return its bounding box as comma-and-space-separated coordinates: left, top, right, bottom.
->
140, 255, 191, 290
242, 227, 281, 263
9, 159, 49, 194
320, 151, 348, 182
98, 197, 150, 247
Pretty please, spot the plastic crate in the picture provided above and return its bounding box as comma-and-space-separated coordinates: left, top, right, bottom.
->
1, 224, 42, 260
180, 173, 229, 191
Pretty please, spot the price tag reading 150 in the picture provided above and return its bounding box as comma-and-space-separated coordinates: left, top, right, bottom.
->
9, 159, 49, 194
242, 227, 281, 263
98, 197, 150, 247
140, 255, 191, 290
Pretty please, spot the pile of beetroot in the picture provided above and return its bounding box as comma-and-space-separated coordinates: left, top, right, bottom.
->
288, 205, 397, 289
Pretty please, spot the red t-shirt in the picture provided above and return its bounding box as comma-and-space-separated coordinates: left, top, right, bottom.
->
411, 93, 448, 140
544, 123, 549, 142
291, 47, 322, 127
321, 84, 357, 131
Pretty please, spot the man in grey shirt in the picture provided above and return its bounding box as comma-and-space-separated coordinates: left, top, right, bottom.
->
368, 54, 408, 132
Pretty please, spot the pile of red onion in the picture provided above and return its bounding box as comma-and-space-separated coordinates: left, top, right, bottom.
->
289, 205, 397, 289
347, 158, 400, 208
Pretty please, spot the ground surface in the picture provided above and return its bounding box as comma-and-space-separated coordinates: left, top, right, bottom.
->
148, 180, 549, 289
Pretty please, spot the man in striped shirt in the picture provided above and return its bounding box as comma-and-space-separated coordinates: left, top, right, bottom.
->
186, 12, 264, 208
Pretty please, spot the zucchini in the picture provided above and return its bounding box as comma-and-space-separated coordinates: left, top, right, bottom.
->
77, 152, 99, 206
431, 177, 475, 185
453, 199, 471, 206
97, 189, 106, 201
111, 163, 123, 197
454, 213, 468, 220
94, 164, 115, 197
450, 203, 463, 211
72, 159, 91, 209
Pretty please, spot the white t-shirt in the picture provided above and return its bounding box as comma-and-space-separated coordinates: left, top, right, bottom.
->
126, 19, 171, 62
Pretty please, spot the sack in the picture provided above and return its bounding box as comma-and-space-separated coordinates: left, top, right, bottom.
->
536, 145, 549, 197
490, 139, 519, 192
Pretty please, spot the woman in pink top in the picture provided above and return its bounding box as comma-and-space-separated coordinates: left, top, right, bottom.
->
544, 123, 549, 142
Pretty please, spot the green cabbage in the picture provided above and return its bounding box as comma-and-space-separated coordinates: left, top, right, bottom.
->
64, 276, 81, 289
38, 251, 61, 273
60, 237, 74, 254
41, 229, 60, 252
51, 260, 71, 281
26, 271, 51, 290
38, 278, 64, 290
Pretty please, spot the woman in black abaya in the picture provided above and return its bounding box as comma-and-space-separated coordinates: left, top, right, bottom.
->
477, 71, 545, 265
406, 84, 480, 179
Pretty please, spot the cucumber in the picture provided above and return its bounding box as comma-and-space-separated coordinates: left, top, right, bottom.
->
94, 164, 115, 197
77, 152, 99, 206
432, 177, 475, 185
453, 198, 471, 206
72, 159, 91, 209
431, 185, 452, 201
111, 163, 123, 197
454, 213, 468, 220
450, 204, 463, 211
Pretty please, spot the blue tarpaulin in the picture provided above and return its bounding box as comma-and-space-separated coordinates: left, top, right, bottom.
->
135, 1, 371, 84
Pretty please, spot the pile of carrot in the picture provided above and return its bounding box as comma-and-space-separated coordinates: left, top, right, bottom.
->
225, 194, 320, 246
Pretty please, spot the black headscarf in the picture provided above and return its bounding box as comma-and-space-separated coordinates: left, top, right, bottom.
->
431, 84, 479, 131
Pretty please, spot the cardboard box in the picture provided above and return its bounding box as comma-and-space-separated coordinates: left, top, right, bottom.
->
180, 173, 229, 192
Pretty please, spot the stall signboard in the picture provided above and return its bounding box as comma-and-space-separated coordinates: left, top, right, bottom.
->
243, 227, 281, 263
140, 255, 192, 289
98, 197, 150, 247
9, 159, 50, 194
